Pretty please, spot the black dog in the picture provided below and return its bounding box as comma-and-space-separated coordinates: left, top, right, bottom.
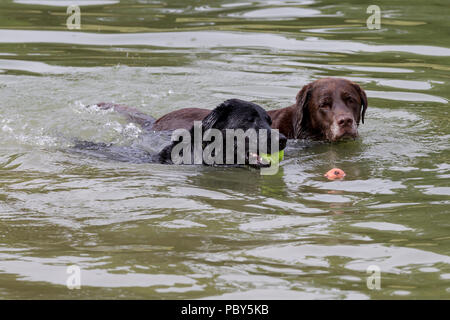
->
158, 99, 287, 167
74, 99, 287, 168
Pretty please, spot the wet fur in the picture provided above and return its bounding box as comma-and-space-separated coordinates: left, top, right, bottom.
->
159, 99, 287, 165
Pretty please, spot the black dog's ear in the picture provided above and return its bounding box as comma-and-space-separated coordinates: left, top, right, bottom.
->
351, 82, 368, 124
201, 100, 232, 131
158, 144, 173, 164
294, 83, 313, 138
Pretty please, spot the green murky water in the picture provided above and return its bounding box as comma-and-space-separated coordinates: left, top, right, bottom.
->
0, 0, 449, 299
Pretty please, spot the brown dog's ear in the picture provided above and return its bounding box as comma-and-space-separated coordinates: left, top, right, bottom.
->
293, 83, 312, 137
351, 82, 368, 124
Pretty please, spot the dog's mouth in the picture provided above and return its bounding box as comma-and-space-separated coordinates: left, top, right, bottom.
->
336, 132, 358, 141
329, 129, 358, 142
247, 151, 284, 168
247, 152, 270, 168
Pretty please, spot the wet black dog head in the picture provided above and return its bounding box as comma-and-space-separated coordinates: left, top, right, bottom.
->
160, 99, 287, 167
203, 99, 271, 131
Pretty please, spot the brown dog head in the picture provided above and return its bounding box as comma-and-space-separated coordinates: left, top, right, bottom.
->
294, 78, 368, 142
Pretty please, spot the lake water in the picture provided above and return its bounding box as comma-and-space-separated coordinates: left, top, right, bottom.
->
0, 0, 449, 299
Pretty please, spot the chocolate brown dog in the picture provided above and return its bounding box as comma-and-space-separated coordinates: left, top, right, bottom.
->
268, 78, 368, 141
97, 78, 367, 142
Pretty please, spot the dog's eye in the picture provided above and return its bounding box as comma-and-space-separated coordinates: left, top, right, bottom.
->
319, 104, 330, 109
346, 97, 356, 104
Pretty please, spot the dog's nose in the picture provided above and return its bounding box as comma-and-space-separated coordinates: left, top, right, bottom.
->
337, 115, 354, 127
279, 133, 287, 150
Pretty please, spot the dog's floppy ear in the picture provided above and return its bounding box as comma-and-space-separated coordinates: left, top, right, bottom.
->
293, 83, 313, 138
351, 82, 368, 124
201, 100, 232, 131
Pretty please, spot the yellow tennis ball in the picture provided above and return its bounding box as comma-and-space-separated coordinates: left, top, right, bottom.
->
260, 150, 284, 164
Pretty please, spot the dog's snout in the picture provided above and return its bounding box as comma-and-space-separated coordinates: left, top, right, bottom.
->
337, 115, 354, 127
